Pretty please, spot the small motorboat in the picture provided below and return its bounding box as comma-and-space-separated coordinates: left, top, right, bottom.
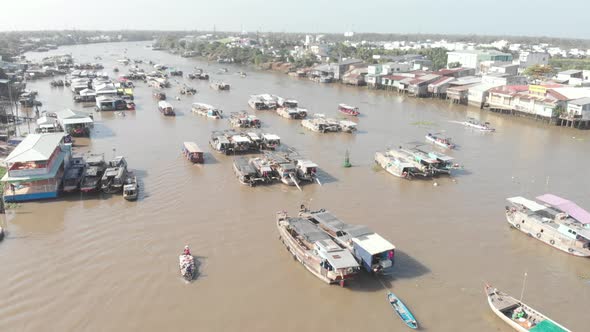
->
179, 246, 196, 281
338, 103, 360, 116
387, 291, 418, 329
426, 133, 455, 149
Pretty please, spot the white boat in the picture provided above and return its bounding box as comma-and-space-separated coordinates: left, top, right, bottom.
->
485, 285, 571, 332
192, 103, 222, 119
425, 133, 455, 149
229, 111, 260, 128
462, 118, 495, 131
375, 152, 415, 179
505, 195, 590, 257
301, 118, 341, 133
295, 160, 318, 182
339, 120, 357, 133
123, 174, 138, 201
277, 107, 307, 119
158, 101, 175, 116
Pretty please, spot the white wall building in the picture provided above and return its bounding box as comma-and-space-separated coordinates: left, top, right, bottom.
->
567, 97, 590, 120
518, 52, 550, 68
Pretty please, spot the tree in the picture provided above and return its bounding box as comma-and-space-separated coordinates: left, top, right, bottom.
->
523, 64, 554, 80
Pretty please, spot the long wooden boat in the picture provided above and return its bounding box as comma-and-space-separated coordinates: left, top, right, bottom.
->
425, 133, 455, 149
485, 284, 570, 332
276, 212, 360, 286
387, 292, 418, 329
462, 117, 495, 131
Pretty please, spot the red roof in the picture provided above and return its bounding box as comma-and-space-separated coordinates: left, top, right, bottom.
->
434, 67, 466, 76
429, 76, 455, 86
383, 75, 407, 81
547, 89, 568, 101
489, 85, 529, 94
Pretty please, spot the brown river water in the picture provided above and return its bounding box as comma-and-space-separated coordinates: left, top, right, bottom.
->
0, 41, 589, 332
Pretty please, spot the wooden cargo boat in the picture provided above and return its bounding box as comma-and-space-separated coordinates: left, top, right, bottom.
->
62, 157, 86, 192
233, 157, 259, 186
101, 156, 128, 194
485, 284, 570, 332
505, 195, 590, 256
303, 209, 396, 275
276, 211, 360, 286
80, 154, 107, 193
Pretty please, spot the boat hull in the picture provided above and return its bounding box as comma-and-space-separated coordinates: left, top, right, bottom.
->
505, 211, 590, 257
388, 292, 418, 329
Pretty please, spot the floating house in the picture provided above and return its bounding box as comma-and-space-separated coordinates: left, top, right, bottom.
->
55, 109, 94, 137
2, 133, 71, 202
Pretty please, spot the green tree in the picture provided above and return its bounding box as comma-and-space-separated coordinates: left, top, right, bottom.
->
524, 64, 554, 80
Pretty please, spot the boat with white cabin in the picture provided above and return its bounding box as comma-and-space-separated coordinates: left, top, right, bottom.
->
192, 103, 222, 119
505, 194, 590, 256
276, 211, 360, 286
462, 117, 495, 131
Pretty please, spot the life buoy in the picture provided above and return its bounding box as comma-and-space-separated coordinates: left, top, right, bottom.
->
550, 240, 555, 245
536, 233, 542, 238
515, 224, 520, 229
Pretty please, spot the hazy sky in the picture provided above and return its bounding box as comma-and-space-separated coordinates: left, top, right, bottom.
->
1, 0, 589, 39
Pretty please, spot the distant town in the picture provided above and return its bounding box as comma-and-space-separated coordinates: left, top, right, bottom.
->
2, 30, 590, 129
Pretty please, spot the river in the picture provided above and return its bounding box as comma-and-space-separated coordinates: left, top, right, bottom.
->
0, 41, 589, 332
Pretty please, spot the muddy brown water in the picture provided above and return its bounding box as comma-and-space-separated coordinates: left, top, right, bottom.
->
0, 42, 589, 332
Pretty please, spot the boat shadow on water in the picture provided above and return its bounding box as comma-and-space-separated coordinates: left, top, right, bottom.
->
202, 152, 220, 165
184, 255, 206, 282
90, 123, 116, 139
347, 250, 430, 293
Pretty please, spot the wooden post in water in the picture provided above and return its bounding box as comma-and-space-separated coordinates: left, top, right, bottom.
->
343, 150, 352, 168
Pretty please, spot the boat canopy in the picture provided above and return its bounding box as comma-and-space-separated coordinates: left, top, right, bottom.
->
183, 142, 202, 153
232, 135, 250, 143
507, 197, 546, 212
263, 134, 280, 141
316, 239, 359, 269
536, 194, 590, 225
529, 320, 568, 332
298, 160, 318, 169
287, 217, 331, 243
352, 233, 396, 255
246, 132, 260, 140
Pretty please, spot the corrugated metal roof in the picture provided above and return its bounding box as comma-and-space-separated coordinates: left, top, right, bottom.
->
4, 133, 64, 163
569, 97, 590, 106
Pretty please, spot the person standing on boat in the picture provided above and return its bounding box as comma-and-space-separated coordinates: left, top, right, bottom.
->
183, 245, 191, 256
